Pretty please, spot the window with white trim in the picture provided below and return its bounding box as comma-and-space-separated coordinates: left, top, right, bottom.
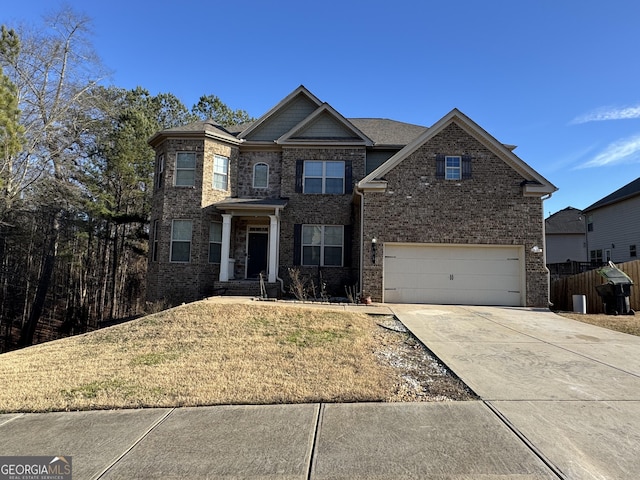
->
171, 220, 192, 262
436, 154, 472, 180
175, 152, 196, 186
445, 156, 461, 180
302, 225, 343, 266
209, 222, 222, 263
213, 155, 229, 190
303, 161, 345, 194
253, 163, 269, 189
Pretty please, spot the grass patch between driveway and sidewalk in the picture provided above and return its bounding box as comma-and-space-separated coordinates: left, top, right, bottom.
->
557, 312, 640, 337
0, 301, 474, 413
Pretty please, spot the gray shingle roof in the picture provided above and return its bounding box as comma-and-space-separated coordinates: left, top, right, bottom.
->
348, 118, 427, 146
583, 177, 640, 212
545, 207, 585, 234
161, 120, 238, 141
225, 118, 428, 147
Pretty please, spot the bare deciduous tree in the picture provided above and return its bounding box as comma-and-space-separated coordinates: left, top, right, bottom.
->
1, 7, 108, 346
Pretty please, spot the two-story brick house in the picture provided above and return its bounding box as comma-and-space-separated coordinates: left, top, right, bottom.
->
147, 86, 557, 307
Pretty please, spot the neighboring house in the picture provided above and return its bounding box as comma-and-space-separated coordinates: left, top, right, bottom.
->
147, 85, 557, 307
545, 207, 587, 264
582, 177, 640, 265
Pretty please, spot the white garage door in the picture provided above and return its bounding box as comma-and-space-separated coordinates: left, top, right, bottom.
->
383, 244, 524, 306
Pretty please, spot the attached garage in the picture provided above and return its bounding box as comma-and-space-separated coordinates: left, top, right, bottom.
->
383, 243, 525, 306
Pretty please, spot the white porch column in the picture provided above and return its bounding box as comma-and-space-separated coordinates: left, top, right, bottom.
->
268, 214, 278, 283
219, 214, 232, 282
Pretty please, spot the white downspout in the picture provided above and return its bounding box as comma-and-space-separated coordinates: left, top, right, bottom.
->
542, 192, 552, 307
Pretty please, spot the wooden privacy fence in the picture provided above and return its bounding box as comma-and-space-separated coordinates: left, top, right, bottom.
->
550, 260, 640, 313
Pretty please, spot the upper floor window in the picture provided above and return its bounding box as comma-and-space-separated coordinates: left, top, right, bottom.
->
253, 163, 269, 189
303, 161, 345, 194
170, 220, 192, 262
301, 225, 344, 266
175, 152, 196, 187
156, 154, 164, 189
436, 154, 472, 180
631, 245, 637, 258
295, 160, 352, 194
587, 215, 594, 232
209, 222, 222, 263
445, 156, 461, 180
213, 155, 229, 190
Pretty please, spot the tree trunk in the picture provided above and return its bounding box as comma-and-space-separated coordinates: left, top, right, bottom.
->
109, 223, 119, 320
18, 212, 59, 347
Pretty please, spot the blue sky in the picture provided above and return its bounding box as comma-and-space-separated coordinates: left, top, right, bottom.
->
4, 0, 640, 217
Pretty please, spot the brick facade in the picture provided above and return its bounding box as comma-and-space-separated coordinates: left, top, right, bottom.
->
237, 150, 282, 199
147, 137, 239, 303
361, 123, 549, 306
147, 87, 554, 308
278, 147, 365, 295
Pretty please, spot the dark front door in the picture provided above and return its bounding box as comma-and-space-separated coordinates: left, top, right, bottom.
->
247, 231, 268, 278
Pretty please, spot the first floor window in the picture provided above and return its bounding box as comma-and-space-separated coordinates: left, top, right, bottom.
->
171, 220, 192, 262
590, 249, 602, 264
176, 152, 196, 186
302, 225, 343, 266
152, 220, 159, 262
213, 154, 229, 190
209, 222, 222, 263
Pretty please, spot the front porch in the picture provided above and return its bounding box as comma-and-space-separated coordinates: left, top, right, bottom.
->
214, 198, 288, 285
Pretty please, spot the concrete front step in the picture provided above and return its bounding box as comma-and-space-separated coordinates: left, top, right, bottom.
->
213, 281, 280, 298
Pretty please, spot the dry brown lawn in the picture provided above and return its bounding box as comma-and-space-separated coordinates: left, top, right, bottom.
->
0, 301, 474, 413
557, 312, 640, 337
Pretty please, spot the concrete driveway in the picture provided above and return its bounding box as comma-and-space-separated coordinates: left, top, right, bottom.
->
390, 304, 640, 480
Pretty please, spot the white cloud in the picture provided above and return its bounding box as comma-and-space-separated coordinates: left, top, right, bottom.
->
547, 144, 598, 173
577, 134, 640, 168
571, 105, 640, 124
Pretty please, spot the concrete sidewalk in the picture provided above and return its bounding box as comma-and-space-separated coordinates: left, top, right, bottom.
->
391, 304, 640, 480
1, 402, 558, 479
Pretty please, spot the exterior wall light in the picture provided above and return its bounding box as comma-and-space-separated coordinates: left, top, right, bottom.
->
531, 246, 543, 254
371, 237, 377, 264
